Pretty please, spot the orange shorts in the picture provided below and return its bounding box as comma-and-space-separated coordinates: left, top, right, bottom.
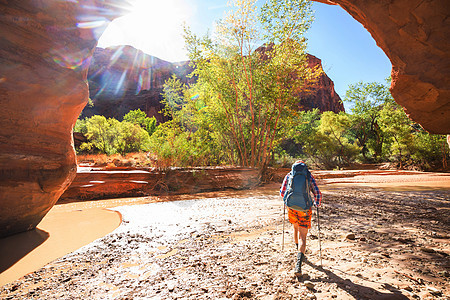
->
288, 208, 312, 229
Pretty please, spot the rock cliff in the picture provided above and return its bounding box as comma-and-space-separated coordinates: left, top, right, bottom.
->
83, 46, 194, 122
0, 0, 125, 238
298, 54, 344, 113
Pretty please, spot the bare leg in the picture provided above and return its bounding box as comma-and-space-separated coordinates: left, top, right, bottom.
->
293, 223, 299, 246
298, 226, 308, 254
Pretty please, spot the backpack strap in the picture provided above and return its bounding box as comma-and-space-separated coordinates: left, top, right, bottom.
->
305, 169, 313, 205
283, 171, 293, 204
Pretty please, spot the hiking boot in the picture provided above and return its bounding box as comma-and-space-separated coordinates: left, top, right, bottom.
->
294, 252, 305, 277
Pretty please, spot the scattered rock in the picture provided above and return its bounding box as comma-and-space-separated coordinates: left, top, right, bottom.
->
420, 247, 435, 253
2, 187, 448, 299
426, 286, 442, 296
304, 281, 315, 290
345, 233, 356, 240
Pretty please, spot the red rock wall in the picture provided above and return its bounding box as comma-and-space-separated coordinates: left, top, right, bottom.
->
0, 0, 124, 238
59, 167, 260, 202
298, 54, 345, 113
315, 0, 450, 134
83, 46, 194, 123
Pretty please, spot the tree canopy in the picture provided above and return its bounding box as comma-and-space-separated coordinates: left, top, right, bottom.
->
156, 0, 317, 170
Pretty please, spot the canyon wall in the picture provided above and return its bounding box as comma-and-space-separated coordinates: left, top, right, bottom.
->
315, 0, 450, 133
298, 54, 345, 113
83, 46, 194, 123
0, 0, 124, 238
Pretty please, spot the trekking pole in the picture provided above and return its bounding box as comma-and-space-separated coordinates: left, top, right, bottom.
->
316, 206, 322, 267
282, 204, 286, 251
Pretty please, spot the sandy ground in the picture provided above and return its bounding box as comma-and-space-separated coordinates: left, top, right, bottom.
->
0, 204, 122, 286
0, 171, 449, 299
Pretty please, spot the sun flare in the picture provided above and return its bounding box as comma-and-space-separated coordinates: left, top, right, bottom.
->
98, 0, 193, 62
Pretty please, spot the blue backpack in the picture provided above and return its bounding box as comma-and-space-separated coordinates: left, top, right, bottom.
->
283, 162, 313, 212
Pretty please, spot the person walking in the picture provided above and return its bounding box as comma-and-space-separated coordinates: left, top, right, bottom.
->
280, 160, 322, 277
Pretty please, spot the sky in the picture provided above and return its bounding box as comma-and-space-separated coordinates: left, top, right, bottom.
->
97, 0, 392, 110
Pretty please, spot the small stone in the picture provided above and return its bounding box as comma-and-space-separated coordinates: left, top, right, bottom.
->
304, 281, 315, 290
420, 247, 435, 253
345, 233, 356, 240
426, 286, 441, 296
440, 270, 449, 277
167, 281, 176, 292
306, 293, 317, 299
359, 237, 366, 242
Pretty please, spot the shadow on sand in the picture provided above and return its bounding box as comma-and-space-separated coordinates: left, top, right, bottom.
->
304, 260, 409, 300
0, 228, 49, 273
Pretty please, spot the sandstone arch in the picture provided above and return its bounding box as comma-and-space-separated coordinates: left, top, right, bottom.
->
316, 0, 450, 134
0, 0, 448, 237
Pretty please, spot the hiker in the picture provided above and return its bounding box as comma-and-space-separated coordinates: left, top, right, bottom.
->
280, 160, 321, 277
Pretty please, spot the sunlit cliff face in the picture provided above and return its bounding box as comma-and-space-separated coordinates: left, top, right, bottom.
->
0, 0, 130, 238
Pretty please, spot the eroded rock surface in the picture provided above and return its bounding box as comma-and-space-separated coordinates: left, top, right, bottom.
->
59, 167, 260, 202
0, 0, 124, 238
298, 54, 344, 113
317, 0, 450, 133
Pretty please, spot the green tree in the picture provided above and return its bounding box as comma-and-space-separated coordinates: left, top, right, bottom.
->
114, 121, 151, 155
318, 111, 359, 167
178, 0, 316, 169
280, 109, 320, 161
74, 115, 150, 155
123, 109, 157, 136
378, 102, 415, 168
82, 115, 114, 154
344, 80, 394, 161
74, 117, 88, 135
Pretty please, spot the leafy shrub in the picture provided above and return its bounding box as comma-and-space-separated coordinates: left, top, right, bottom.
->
74, 113, 150, 155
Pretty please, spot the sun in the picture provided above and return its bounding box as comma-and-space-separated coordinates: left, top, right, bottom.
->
98, 0, 193, 62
